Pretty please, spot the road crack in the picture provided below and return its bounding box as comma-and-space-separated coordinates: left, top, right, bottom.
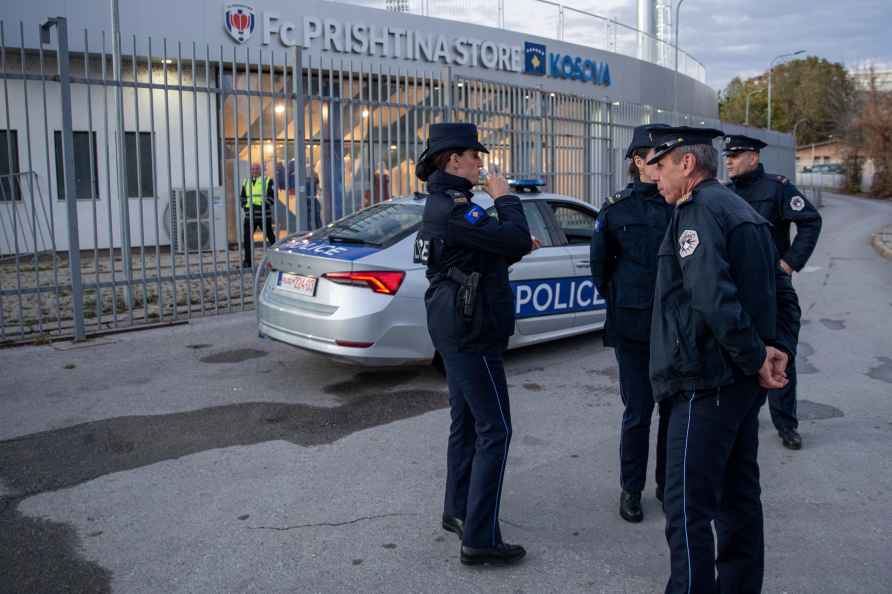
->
246, 512, 417, 531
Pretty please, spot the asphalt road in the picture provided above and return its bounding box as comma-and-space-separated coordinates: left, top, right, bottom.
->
1, 192, 891, 594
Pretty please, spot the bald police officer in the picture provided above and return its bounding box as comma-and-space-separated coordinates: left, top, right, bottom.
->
724, 134, 822, 450
415, 123, 532, 566
590, 123, 673, 522
648, 126, 801, 594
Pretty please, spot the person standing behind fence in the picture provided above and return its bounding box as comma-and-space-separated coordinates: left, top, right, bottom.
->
589, 123, 673, 523
241, 162, 277, 268
724, 134, 822, 451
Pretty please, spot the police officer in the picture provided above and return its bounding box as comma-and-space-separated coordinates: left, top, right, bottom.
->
724, 134, 822, 450
647, 126, 801, 594
415, 122, 533, 566
241, 162, 277, 268
590, 124, 673, 523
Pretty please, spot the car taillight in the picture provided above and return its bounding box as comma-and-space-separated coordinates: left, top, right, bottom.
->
323, 271, 405, 295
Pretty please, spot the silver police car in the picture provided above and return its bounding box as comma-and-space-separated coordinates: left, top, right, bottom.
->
257, 181, 605, 366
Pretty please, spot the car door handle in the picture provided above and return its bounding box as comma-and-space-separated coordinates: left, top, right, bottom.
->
575, 260, 590, 268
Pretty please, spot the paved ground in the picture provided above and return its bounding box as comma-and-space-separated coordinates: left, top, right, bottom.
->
1, 192, 891, 593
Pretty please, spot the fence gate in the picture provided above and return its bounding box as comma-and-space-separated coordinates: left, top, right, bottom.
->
1, 17, 795, 344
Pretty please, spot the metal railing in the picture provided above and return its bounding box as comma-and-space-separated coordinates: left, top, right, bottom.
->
332, 0, 707, 83
0, 17, 783, 343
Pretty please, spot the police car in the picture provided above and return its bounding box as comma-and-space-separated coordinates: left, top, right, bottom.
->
257, 180, 605, 366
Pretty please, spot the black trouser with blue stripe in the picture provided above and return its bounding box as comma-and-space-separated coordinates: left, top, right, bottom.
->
442, 351, 512, 548
615, 344, 671, 495
663, 377, 765, 594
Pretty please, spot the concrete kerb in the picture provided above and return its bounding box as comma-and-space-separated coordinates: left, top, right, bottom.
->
871, 224, 892, 260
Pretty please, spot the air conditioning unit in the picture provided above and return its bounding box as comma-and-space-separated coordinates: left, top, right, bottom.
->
170, 188, 227, 254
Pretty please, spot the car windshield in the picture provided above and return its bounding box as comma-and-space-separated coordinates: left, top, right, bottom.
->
302, 201, 424, 247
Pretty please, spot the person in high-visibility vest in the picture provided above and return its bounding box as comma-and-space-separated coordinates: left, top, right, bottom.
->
241, 162, 276, 268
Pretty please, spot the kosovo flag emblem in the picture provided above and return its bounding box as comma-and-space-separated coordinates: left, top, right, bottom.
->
524, 42, 547, 76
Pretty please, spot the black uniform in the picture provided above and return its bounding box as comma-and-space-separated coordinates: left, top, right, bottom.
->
649, 178, 800, 594
726, 163, 821, 433
590, 180, 673, 498
417, 169, 532, 548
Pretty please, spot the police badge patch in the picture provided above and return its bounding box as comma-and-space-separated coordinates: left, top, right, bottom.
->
790, 195, 805, 211
678, 229, 699, 258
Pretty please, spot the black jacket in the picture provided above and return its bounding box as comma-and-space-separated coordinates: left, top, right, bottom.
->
726, 164, 822, 271
649, 178, 801, 400
590, 180, 673, 347
418, 170, 532, 354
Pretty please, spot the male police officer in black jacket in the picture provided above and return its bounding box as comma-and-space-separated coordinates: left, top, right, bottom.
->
415, 123, 533, 566
647, 126, 801, 594
724, 134, 822, 450
590, 124, 673, 523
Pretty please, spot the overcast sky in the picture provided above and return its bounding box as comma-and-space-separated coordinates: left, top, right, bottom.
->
579, 0, 892, 90
396, 0, 892, 90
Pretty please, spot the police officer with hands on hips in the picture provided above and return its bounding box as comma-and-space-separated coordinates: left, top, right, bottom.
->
724, 134, 822, 450
590, 123, 673, 523
415, 123, 533, 566
647, 126, 801, 594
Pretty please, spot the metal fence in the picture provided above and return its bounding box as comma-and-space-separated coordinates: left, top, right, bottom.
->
0, 18, 791, 343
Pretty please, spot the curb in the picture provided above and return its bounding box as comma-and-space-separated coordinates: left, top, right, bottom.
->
872, 225, 892, 260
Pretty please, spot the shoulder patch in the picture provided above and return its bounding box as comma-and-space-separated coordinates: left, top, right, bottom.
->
606, 189, 631, 206
464, 204, 486, 225
790, 195, 805, 211
678, 229, 700, 258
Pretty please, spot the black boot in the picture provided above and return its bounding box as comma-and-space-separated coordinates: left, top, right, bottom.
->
460, 542, 526, 566
620, 490, 643, 523
779, 427, 802, 450
441, 514, 464, 540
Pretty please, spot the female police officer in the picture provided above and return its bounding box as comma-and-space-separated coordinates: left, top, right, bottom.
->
415, 122, 532, 566
590, 124, 673, 523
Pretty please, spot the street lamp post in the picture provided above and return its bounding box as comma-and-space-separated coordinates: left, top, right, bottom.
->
744, 88, 765, 126
672, 0, 686, 125
768, 49, 805, 130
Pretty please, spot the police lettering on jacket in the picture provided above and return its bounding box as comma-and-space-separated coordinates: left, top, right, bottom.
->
589, 180, 673, 347
649, 179, 801, 400
418, 170, 532, 354
726, 164, 822, 271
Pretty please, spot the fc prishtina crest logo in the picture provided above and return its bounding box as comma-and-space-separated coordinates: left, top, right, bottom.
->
224, 4, 256, 44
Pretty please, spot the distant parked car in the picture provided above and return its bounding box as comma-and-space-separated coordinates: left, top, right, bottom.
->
807, 163, 846, 174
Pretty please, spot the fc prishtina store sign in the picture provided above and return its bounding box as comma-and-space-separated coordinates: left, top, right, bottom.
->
223, 3, 611, 87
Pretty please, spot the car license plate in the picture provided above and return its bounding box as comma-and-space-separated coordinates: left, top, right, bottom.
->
276, 272, 317, 297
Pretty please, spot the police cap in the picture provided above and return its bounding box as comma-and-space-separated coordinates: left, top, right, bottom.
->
722, 134, 768, 155
415, 123, 490, 181
646, 126, 725, 165
625, 123, 670, 159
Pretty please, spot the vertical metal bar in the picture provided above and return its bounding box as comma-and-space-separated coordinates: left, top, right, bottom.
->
49, 17, 86, 340
294, 46, 305, 233
1, 22, 25, 337
133, 35, 149, 321
219, 45, 234, 312
385, 66, 393, 201
245, 46, 255, 277
205, 44, 220, 313
112, 4, 134, 319
281, 49, 290, 235
84, 30, 101, 325
100, 31, 118, 326
337, 59, 346, 209
162, 38, 177, 320
233, 45, 245, 309
17, 24, 44, 334
147, 37, 163, 321
269, 49, 279, 247
346, 60, 355, 215
176, 41, 193, 316
358, 61, 366, 211
190, 41, 205, 316
326, 58, 336, 219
